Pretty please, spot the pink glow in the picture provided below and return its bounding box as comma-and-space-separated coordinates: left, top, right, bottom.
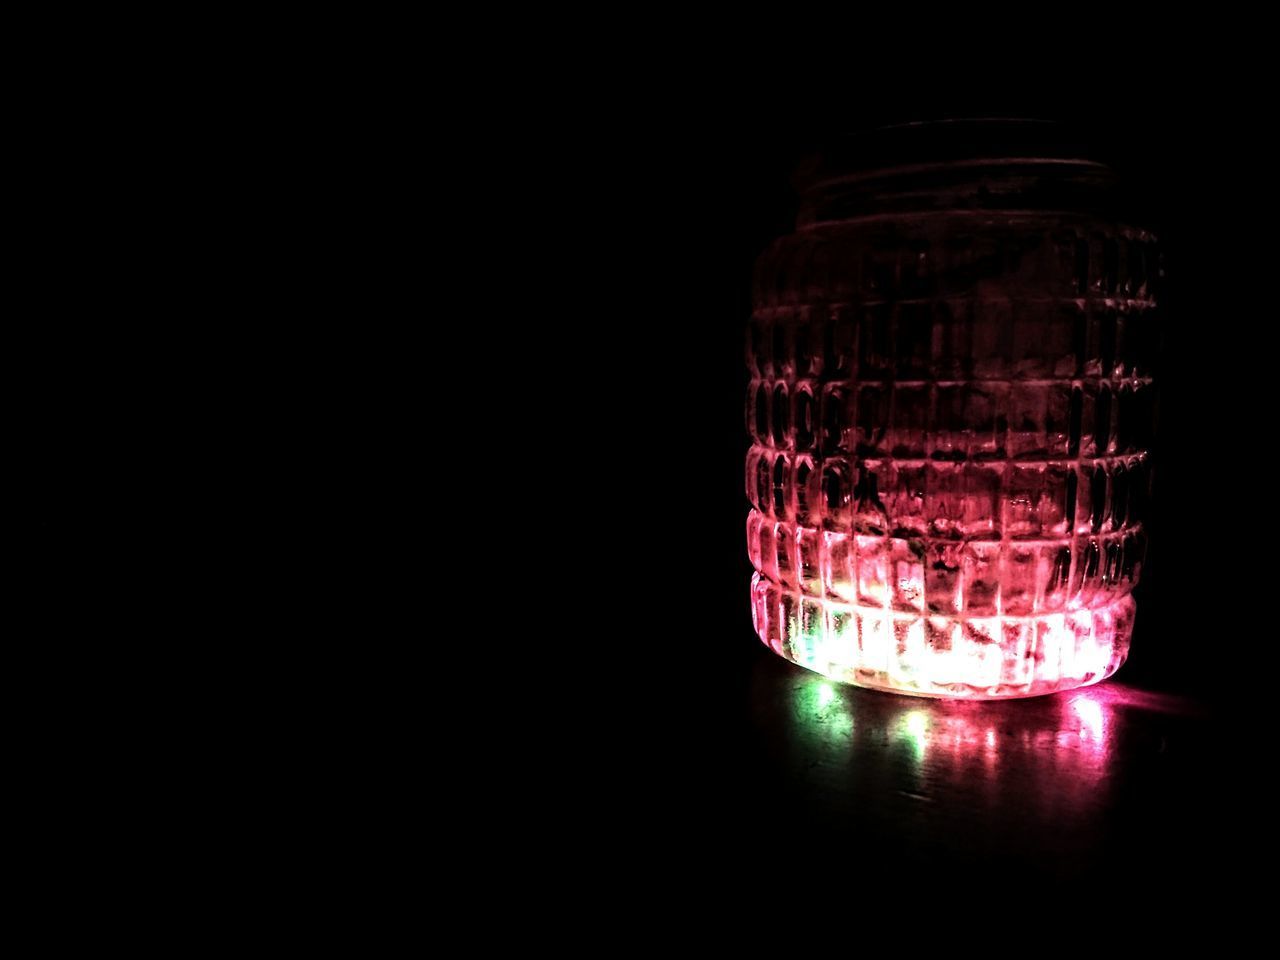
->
746, 192, 1155, 699
1072, 695, 1105, 742
751, 563, 1132, 699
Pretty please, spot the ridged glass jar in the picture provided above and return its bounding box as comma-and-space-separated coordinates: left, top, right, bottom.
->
746, 122, 1157, 699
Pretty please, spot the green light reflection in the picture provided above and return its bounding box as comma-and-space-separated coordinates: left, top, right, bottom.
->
792, 678, 855, 746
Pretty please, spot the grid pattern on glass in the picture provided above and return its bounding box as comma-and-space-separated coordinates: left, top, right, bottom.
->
746, 215, 1157, 698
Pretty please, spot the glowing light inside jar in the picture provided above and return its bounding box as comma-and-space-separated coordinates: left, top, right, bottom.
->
750, 533, 1135, 699
745, 177, 1155, 698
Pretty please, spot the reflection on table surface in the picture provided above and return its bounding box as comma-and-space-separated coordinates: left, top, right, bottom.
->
741, 651, 1219, 870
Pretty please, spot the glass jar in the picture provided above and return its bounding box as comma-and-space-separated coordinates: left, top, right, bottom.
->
746, 120, 1156, 699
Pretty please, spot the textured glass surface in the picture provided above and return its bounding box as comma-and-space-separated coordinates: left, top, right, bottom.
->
746, 184, 1157, 698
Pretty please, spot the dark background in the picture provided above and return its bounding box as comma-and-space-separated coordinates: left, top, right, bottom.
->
545, 89, 1268, 887
19, 43, 1274, 924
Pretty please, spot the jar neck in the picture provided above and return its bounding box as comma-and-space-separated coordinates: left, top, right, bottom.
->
798, 157, 1121, 225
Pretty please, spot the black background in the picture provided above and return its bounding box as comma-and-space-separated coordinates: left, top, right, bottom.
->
17, 39, 1275, 928
544, 87, 1269, 885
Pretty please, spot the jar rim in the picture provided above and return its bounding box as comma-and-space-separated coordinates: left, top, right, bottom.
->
794, 119, 1124, 225
796, 118, 1113, 192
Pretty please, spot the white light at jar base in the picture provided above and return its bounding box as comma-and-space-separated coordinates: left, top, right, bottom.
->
751, 570, 1133, 700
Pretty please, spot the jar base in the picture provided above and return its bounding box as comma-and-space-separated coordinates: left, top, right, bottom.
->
751, 573, 1133, 701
